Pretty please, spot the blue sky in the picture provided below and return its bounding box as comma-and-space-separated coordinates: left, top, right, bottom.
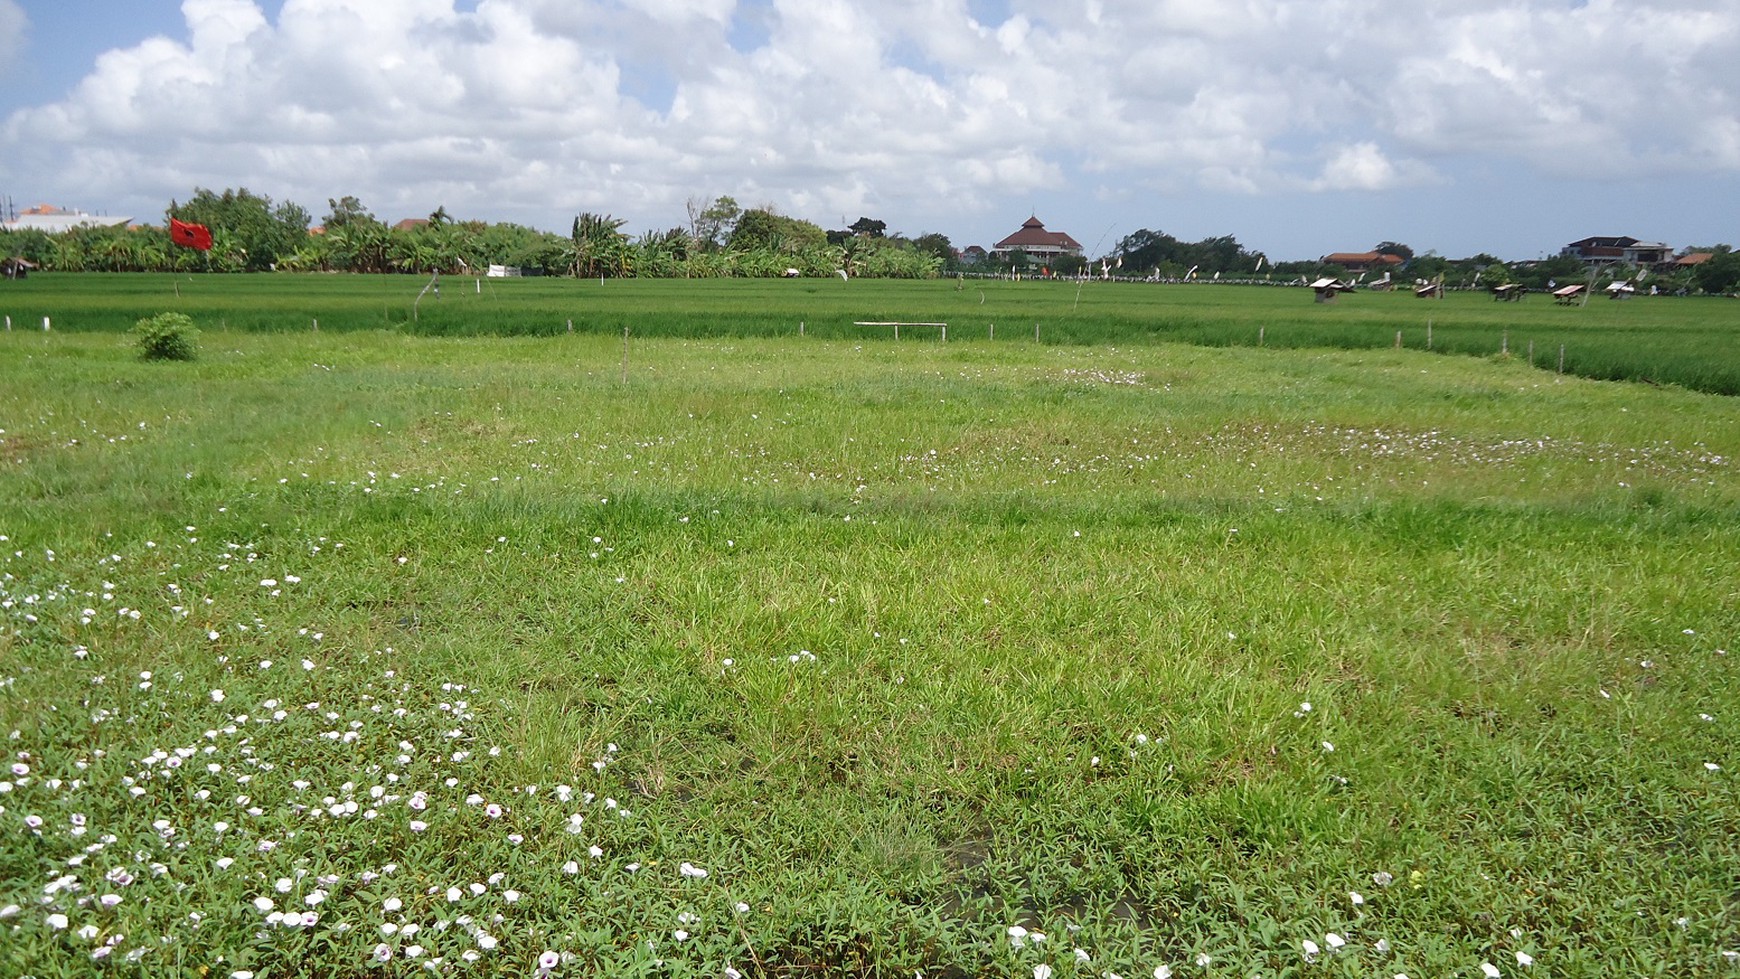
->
2, 0, 1736, 260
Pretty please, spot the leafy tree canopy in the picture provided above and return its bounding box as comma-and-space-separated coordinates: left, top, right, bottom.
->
847, 217, 887, 238
1693, 249, 1740, 295
1480, 262, 1515, 286
1374, 241, 1414, 262
169, 187, 310, 272
729, 208, 828, 254
323, 196, 378, 230
688, 196, 741, 251
911, 233, 953, 261
1112, 229, 1259, 275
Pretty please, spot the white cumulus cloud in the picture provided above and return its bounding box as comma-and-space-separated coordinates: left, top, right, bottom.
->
0, 0, 1735, 245
0, 0, 26, 70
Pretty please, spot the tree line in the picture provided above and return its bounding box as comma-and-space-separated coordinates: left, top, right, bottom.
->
1094, 230, 1738, 295
5, 187, 1736, 293
0, 189, 945, 279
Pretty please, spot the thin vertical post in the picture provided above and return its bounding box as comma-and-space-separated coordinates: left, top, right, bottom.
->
42, 316, 50, 331
1528, 340, 1535, 366
621, 327, 629, 383
1395, 330, 1402, 349
1034, 322, 1040, 343
989, 322, 995, 340
1501, 330, 1508, 355
799, 321, 805, 337
1259, 325, 1265, 346
1558, 345, 1565, 374
941, 324, 947, 343
312, 318, 319, 332
567, 318, 573, 333
1426, 320, 1432, 350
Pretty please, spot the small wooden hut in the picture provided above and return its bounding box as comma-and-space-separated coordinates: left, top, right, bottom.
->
1310, 277, 1353, 303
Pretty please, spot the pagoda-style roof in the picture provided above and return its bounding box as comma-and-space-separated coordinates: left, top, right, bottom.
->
993, 216, 1082, 252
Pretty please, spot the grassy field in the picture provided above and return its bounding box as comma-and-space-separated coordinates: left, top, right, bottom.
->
4, 272, 1740, 393
2, 325, 1738, 978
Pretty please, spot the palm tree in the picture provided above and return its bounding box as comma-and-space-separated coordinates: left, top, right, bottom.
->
570, 213, 627, 278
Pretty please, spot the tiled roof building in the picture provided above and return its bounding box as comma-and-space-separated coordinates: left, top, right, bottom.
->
1561, 236, 1672, 266
1321, 251, 1405, 273
991, 217, 1083, 261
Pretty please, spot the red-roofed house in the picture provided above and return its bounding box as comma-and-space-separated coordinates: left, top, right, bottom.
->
1321, 251, 1405, 273
991, 217, 1082, 263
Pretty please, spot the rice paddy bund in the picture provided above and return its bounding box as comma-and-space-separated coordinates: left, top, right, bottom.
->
2, 316, 1739, 978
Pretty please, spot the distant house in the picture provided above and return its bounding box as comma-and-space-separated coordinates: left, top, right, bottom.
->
1674, 252, 1714, 269
1321, 251, 1405, 274
1, 204, 132, 234
1561, 236, 1672, 267
393, 218, 430, 232
959, 245, 988, 266
991, 217, 1083, 263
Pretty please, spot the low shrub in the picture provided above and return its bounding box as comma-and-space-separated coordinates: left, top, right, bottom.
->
131, 311, 200, 360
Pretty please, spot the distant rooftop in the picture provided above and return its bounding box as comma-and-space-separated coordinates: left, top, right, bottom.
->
3, 204, 133, 234
992, 216, 1082, 255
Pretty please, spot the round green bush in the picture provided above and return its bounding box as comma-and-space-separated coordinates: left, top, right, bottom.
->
132, 312, 200, 361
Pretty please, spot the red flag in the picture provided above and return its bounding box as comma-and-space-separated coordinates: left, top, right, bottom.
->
170, 218, 213, 251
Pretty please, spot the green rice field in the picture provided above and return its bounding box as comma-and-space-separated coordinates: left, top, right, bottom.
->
1, 282, 1737, 977
3, 272, 1738, 392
